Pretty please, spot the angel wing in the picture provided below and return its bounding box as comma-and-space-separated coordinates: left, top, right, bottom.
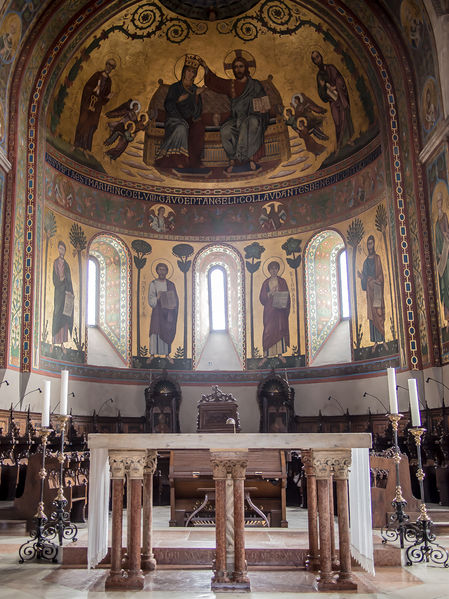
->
105, 99, 134, 119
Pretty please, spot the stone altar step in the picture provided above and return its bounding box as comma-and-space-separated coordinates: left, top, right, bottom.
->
0, 518, 27, 534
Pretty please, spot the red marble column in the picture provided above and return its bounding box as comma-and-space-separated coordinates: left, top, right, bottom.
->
126, 452, 146, 590
210, 450, 250, 592
302, 450, 319, 571
105, 452, 126, 590
329, 474, 338, 570
313, 451, 337, 591
232, 459, 250, 589
333, 451, 357, 591
142, 450, 158, 572
210, 456, 229, 588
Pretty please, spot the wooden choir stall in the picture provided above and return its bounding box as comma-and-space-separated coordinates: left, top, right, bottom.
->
88, 432, 372, 593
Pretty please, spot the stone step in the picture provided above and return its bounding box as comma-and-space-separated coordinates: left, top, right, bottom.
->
0, 519, 27, 534
62, 543, 401, 568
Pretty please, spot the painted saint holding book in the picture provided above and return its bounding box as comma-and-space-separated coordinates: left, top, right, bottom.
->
52, 240, 74, 348
358, 235, 387, 352
148, 262, 179, 357
259, 260, 291, 357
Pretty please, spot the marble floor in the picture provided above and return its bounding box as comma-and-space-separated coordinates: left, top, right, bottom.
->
0, 505, 448, 598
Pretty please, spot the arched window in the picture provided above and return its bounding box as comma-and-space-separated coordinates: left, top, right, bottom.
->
87, 257, 99, 326
208, 266, 227, 331
87, 234, 131, 367
305, 230, 351, 366
338, 249, 351, 319
193, 245, 245, 370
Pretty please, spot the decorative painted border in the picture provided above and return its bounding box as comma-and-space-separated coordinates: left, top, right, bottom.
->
45, 144, 382, 204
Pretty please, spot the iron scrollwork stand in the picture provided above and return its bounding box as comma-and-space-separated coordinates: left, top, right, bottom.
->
44, 415, 78, 546
381, 413, 413, 548
405, 427, 449, 567
19, 427, 58, 563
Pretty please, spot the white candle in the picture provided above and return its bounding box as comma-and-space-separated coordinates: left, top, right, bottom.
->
408, 378, 421, 427
60, 370, 69, 415
387, 367, 398, 414
42, 381, 50, 427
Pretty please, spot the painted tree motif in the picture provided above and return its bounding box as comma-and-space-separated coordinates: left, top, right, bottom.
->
43, 211, 57, 336
172, 243, 194, 358
69, 222, 87, 349
244, 242, 265, 357
346, 218, 364, 348
131, 239, 152, 356
375, 203, 395, 339
282, 237, 302, 356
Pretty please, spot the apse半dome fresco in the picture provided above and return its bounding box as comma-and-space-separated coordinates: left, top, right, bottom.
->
44, 0, 382, 240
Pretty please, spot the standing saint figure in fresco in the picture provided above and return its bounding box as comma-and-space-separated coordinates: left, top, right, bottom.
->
259, 260, 291, 357
52, 240, 74, 349
148, 263, 179, 358
435, 191, 449, 327
155, 54, 205, 169
311, 51, 354, 150
200, 51, 270, 173
73, 58, 117, 154
357, 235, 388, 352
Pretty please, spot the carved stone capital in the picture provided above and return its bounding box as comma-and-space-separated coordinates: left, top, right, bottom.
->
144, 450, 158, 475
331, 450, 352, 480
210, 450, 249, 480
109, 451, 128, 479
126, 451, 147, 479
311, 450, 334, 479
301, 449, 315, 477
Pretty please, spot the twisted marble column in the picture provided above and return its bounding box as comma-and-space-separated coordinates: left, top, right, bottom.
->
210, 450, 250, 592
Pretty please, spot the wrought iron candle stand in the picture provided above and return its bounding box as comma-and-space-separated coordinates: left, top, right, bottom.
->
19, 427, 58, 563
44, 415, 78, 546
405, 427, 449, 567
381, 413, 412, 548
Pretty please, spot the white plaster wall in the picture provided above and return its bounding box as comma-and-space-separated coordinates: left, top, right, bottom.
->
3, 364, 449, 430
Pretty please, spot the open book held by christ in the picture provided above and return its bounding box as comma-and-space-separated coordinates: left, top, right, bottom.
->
272, 291, 289, 309
252, 95, 270, 112
159, 289, 177, 310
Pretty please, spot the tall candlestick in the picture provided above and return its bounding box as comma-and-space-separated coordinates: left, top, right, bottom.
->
408, 378, 421, 427
60, 370, 69, 415
387, 367, 399, 414
42, 381, 50, 427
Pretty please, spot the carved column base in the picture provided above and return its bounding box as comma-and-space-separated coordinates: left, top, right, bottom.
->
335, 574, 358, 590
126, 572, 145, 590
141, 554, 157, 572
315, 577, 338, 592
105, 572, 127, 590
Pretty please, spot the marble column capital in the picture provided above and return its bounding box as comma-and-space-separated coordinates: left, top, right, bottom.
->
311, 450, 335, 479
301, 449, 314, 476
125, 451, 147, 479
109, 451, 128, 479
144, 450, 158, 475
210, 450, 249, 480
331, 450, 352, 480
